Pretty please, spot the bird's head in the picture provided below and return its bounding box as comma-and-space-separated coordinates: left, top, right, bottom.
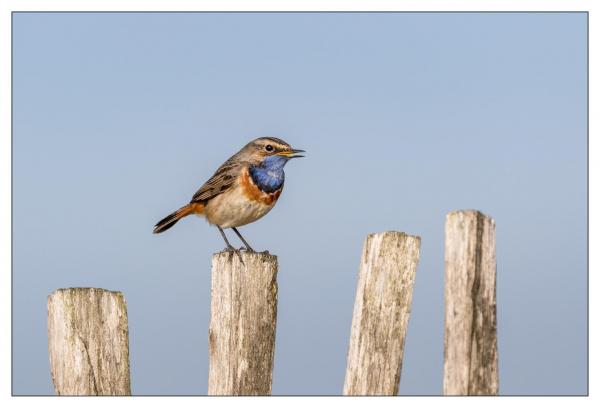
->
241, 137, 305, 169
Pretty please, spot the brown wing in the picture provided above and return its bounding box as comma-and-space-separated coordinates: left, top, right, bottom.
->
190, 157, 242, 203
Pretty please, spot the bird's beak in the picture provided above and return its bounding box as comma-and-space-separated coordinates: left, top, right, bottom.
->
277, 148, 305, 158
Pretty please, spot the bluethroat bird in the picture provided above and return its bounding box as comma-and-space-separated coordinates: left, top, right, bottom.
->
153, 137, 304, 252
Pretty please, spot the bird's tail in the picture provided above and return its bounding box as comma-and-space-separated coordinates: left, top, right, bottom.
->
153, 202, 204, 234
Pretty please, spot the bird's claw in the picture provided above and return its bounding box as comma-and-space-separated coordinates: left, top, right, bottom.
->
224, 245, 245, 264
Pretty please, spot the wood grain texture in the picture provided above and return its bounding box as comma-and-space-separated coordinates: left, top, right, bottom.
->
444, 210, 498, 395
343, 231, 421, 395
47, 288, 131, 395
208, 251, 278, 395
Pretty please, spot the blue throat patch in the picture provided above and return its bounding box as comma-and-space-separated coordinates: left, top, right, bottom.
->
249, 155, 288, 193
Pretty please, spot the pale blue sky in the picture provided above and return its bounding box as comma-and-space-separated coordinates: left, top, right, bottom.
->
13, 12, 587, 395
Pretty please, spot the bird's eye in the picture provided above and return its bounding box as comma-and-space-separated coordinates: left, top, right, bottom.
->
265, 145, 274, 152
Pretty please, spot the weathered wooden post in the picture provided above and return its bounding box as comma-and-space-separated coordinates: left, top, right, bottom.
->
444, 210, 498, 395
47, 288, 131, 395
208, 251, 278, 395
343, 231, 421, 395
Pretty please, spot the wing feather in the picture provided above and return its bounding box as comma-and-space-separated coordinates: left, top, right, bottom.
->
190, 157, 242, 203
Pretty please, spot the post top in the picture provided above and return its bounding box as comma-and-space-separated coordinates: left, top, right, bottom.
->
365, 231, 421, 243
49, 287, 125, 297
446, 209, 495, 224
212, 250, 278, 262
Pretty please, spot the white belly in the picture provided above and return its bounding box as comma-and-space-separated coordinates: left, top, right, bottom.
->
203, 185, 275, 228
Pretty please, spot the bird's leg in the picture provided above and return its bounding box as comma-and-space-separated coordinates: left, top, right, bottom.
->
218, 226, 236, 251
231, 227, 255, 252
218, 226, 244, 263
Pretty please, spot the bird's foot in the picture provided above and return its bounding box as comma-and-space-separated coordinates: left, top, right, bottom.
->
223, 245, 244, 264
242, 247, 271, 255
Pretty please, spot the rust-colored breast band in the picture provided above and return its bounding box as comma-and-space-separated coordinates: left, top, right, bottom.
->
241, 168, 282, 206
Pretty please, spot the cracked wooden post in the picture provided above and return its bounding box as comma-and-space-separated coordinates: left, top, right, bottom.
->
208, 251, 278, 395
47, 288, 131, 395
444, 210, 498, 395
343, 231, 421, 395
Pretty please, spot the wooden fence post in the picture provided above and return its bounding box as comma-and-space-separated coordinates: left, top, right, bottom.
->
47, 288, 131, 395
208, 251, 278, 395
444, 210, 498, 395
343, 231, 421, 395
